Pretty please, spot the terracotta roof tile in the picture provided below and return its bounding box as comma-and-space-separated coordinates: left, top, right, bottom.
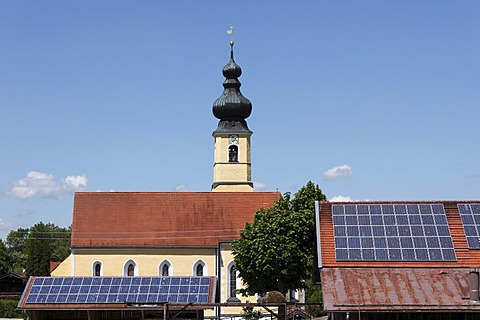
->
318, 201, 480, 268
50, 262, 61, 273
72, 192, 280, 248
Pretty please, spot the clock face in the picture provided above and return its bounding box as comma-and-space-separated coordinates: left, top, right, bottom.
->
229, 134, 239, 144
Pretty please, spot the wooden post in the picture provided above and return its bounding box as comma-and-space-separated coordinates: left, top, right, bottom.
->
277, 304, 286, 320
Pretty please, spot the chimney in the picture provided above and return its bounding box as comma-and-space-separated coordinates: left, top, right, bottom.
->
469, 269, 479, 302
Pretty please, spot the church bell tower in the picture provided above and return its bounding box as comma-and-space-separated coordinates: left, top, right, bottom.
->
211, 41, 253, 192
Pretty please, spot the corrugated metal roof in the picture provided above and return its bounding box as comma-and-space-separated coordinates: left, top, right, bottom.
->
321, 267, 480, 311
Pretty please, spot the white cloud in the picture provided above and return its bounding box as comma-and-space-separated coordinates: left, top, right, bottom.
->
7, 171, 88, 199
0, 218, 13, 231
175, 185, 188, 192
322, 164, 352, 180
330, 195, 355, 202
330, 195, 372, 202
253, 181, 266, 191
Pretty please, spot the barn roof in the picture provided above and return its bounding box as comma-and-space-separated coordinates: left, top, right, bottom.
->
317, 201, 480, 268
71, 192, 280, 248
316, 200, 480, 312
322, 267, 479, 312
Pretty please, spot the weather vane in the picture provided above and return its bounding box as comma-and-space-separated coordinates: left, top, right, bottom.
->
227, 26, 234, 46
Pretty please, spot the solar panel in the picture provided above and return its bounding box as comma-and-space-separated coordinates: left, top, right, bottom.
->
458, 204, 480, 249
24, 277, 214, 305
332, 204, 456, 261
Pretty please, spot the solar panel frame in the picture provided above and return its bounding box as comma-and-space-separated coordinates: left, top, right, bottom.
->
332, 203, 457, 262
402, 248, 414, 258
458, 204, 480, 249
24, 276, 214, 305
442, 249, 456, 260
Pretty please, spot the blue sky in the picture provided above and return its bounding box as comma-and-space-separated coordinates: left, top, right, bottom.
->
1, 1, 479, 239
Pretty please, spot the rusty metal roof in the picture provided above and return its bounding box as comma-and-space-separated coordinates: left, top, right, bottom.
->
321, 267, 480, 312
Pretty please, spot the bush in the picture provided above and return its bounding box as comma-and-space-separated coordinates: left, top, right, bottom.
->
0, 299, 26, 319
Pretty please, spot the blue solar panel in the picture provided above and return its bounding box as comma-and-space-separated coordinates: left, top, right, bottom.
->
458, 204, 480, 249
402, 249, 415, 260
376, 249, 388, 260
384, 215, 395, 225
332, 203, 456, 261
371, 215, 383, 225
24, 276, 215, 305
442, 249, 456, 260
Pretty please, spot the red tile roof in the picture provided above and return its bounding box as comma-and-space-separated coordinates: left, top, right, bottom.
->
50, 262, 61, 273
318, 201, 480, 268
321, 267, 478, 311
317, 201, 480, 312
72, 192, 280, 248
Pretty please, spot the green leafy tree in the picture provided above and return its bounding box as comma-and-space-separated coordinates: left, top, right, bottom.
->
292, 181, 327, 213
6, 224, 71, 275
0, 300, 26, 319
304, 277, 324, 316
232, 181, 326, 296
5, 228, 29, 274
0, 239, 11, 274
48, 224, 71, 262
241, 303, 262, 320
25, 222, 53, 276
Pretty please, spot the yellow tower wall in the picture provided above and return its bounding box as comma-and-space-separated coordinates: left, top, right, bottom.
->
214, 135, 250, 163
213, 134, 253, 192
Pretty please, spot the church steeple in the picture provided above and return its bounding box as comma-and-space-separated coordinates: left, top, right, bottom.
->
212, 41, 252, 134
211, 42, 253, 192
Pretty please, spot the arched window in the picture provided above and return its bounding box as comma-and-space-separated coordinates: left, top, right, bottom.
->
193, 260, 207, 276
228, 145, 238, 163
93, 262, 102, 276
162, 264, 169, 276
159, 260, 172, 276
127, 264, 134, 276
123, 260, 137, 277
228, 264, 237, 298
196, 264, 204, 276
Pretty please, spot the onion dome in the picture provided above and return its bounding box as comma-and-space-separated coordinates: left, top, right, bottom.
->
213, 41, 252, 134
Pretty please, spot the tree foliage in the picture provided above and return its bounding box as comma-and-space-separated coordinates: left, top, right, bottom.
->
0, 240, 11, 274
5, 228, 29, 274
0, 299, 26, 319
232, 181, 327, 296
241, 304, 262, 320
4, 223, 71, 276
25, 222, 52, 276
49, 225, 71, 262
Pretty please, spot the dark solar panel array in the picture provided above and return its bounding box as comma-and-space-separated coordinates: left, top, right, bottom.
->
25, 277, 213, 304
332, 204, 456, 261
458, 204, 480, 249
